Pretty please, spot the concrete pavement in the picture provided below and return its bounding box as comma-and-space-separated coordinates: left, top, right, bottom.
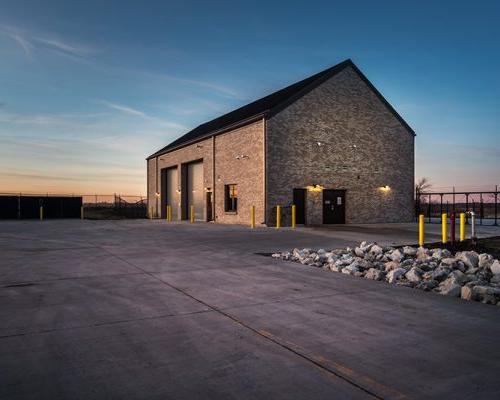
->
1, 220, 499, 399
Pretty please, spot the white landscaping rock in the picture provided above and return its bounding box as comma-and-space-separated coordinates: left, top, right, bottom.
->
387, 268, 406, 284
455, 251, 479, 269
438, 278, 461, 297
388, 249, 404, 262
402, 246, 417, 257
489, 260, 500, 275
478, 253, 494, 269
365, 268, 385, 281
405, 267, 423, 283
370, 244, 383, 255
384, 261, 400, 272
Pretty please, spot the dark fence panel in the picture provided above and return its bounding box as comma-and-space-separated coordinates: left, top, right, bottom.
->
0, 195, 82, 219
20, 196, 40, 219
0, 196, 18, 219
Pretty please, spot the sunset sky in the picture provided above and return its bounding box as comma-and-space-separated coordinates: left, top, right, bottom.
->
1, 0, 499, 195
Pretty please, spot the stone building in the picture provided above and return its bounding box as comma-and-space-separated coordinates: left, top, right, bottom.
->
147, 59, 415, 225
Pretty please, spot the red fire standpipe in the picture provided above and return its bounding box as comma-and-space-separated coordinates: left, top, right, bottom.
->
450, 212, 456, 244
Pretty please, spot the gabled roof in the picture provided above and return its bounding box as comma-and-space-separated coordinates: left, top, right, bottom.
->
147, 59, 414, 159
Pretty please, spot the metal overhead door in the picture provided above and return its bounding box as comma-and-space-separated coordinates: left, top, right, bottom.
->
187, 161, 203, 220
166, 167, 179, 220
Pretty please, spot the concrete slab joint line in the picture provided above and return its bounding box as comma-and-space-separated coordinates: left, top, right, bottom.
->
93, 243, 404, 400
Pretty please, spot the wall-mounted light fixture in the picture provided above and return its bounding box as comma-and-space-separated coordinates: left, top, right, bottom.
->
235, 154, 249, 160
204, 187, 211, 192
196, 144, 203, 149
379, 185, 391, 192
176, 188, 181, 193
155, 192, 160, 197
307, 184, 324, 192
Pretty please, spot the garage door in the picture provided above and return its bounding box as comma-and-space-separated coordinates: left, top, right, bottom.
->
187, 161, 203, 220
166, 167, 179, 220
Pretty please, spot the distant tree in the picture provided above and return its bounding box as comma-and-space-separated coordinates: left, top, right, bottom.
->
415, 177, 432, 194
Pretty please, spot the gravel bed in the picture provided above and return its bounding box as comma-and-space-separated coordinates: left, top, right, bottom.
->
272, 242, 500, 306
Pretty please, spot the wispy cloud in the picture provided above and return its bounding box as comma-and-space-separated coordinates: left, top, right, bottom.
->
33, 37, 94, 58
96, 100, 148, 117
0, 24, 95, 61
5, 31, 34, 58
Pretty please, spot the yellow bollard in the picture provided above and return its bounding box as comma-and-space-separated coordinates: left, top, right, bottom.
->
418, 214, 424, 247
40, 206, 43, 221
276, 205, 281, 229
166, 205, 171, 221
190, 205, 194, 223
81, 206, 84, 220
442, 213, 447, 244
169, 205, 172, 221
291, 205, 296, 228
460, 212, 466, 241
250, 205, 255, 228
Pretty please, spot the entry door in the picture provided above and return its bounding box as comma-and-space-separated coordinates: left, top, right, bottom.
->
206, 192, 213, 221
293, 188, 306, 224
323, 189, 346, 224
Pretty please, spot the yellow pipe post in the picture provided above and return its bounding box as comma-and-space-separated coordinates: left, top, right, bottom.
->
81, 206, 84, 220
276, 205, 281, 229
166, 205, 170, 221
460, 212, 466, 241
40, 206, 43, 221
418, 214, 424, 247
250, 205, 255, 228
442, 213, 447, 244
190, 205, 194, 223
169, 205, 172, 221
291, 205, 296, 228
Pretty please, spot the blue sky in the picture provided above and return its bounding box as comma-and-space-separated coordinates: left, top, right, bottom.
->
0, 0, 499, 194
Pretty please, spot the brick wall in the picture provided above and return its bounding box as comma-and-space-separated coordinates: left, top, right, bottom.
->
266, 65, 415, 224
147, 119, 265, 224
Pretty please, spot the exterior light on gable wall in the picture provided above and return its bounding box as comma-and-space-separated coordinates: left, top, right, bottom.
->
379, 185, 391, 192
235, 154, 249, 160
155, 192, 160, 197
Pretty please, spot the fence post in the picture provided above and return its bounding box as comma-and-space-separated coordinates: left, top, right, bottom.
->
441, 213, 447, 244
250, 205, 255, 228
418, 214, 424, 247
291, 205, 296, 228
276, 205, 281, 229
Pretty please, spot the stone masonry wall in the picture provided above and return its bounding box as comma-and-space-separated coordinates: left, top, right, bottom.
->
266, 65, 415, 225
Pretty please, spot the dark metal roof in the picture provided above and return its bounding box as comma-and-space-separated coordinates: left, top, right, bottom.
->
147, 59, 414, 159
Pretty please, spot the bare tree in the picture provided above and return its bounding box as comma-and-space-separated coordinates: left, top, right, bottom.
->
415, 177, 432, 194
